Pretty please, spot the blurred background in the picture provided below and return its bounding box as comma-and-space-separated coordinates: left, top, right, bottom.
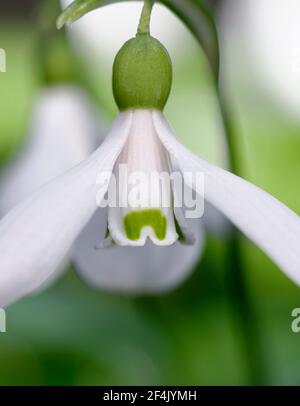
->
0, 0, 300, 386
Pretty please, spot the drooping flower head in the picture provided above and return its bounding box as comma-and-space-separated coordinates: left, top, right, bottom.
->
0, 2, 299, 308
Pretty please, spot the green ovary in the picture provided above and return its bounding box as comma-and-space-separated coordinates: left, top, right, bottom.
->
124, 209, 167, 241
113, 35, 172, 111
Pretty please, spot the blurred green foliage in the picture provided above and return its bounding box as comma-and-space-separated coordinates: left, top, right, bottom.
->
1, 18, 300, 386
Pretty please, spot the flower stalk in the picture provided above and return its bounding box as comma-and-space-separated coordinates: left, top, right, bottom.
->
212, 45, 266, 386
137, 0, 154, 36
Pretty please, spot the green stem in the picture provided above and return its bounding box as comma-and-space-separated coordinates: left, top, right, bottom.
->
215, 87, 239, 174
225, 233, 265, 384
137, 0, 154, 35
212, 73, 266, 384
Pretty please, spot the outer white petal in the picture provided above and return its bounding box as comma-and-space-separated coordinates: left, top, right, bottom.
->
0, 112, 132, 307
71, 210, 204, 294
0, 85, 101, 215
153, 111, 300, 285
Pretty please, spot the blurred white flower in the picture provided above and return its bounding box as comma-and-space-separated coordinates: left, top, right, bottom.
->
0, 105, 299, 307
221, 0, 300, 119
0, 85, 99, 290
0, 86, 98, 214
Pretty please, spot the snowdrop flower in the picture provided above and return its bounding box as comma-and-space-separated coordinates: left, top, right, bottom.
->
0, 70, 203, 304
0, 85, 98, 215
0, 17, 300, 307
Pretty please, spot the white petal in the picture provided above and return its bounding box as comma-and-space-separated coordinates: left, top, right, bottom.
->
153, 111, 300, 284
173, 205, 196, 244
108, 110, 178, 246
71, 210, 204, 293
0, 112, 132, 307
0, 85, 101, 215
171, 160, 196, 244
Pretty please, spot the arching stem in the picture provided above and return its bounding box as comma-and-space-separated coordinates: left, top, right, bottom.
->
213, 72, 266, 384
137, 0, 154, 36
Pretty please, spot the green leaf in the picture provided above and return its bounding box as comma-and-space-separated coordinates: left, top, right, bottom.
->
57, 0, 219, 77
57, 0, 104, 29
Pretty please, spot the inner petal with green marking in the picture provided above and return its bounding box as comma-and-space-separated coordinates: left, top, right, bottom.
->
107, 110, 179, 247
124, 209, 167, 241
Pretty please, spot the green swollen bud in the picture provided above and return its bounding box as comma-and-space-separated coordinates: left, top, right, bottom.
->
113, 35, 172, 111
